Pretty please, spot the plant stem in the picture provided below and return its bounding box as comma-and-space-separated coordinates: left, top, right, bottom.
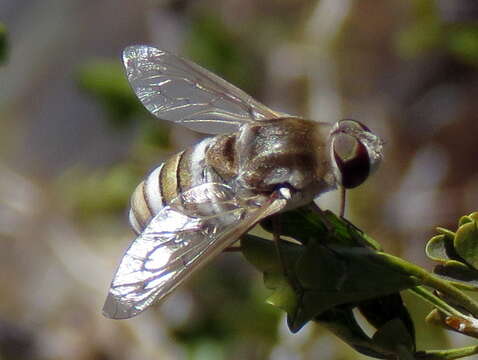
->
416, 345, 478, 359
376, 253, 478, 318
409, 286, 465, 318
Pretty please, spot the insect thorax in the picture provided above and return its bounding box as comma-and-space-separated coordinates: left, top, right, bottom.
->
234, 118, 335, 193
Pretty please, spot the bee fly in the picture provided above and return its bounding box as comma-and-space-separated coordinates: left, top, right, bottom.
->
103, 45, 383, 319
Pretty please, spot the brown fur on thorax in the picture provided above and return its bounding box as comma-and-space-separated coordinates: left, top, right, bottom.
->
205, 134, 239, 182
233, 117, 332, 192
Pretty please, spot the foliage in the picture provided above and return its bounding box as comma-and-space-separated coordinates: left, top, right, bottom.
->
426, 212, 478, 288
242, 208, 478, 359
57, 165, 140, 219
396, 0, 478, 66
76, 59, 143, 128
184, 14, 263, 94
0, 22, 7, 65
447, 26, 478, 67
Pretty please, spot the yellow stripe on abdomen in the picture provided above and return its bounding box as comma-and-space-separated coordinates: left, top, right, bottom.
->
159, 151, 184, 204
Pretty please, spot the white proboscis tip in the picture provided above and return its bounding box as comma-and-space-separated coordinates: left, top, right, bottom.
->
279, 187, 292, 200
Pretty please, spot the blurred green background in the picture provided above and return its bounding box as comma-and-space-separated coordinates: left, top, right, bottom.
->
1, 0, 478, 359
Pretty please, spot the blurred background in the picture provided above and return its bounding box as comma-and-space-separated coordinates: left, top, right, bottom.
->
1, 0, 478, 359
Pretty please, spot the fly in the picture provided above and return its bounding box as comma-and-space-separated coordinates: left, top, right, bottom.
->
103, 45, 383, 319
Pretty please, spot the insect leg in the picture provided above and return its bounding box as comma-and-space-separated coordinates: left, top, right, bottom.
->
310, 202, 336, 234
223, 245, 242, 252
272, 213, 298, 287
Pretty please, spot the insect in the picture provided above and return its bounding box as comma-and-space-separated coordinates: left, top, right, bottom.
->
103, 45, 383, 319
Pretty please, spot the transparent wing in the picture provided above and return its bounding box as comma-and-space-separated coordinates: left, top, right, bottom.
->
123, 45, 285, 134
103, 183, 287, 319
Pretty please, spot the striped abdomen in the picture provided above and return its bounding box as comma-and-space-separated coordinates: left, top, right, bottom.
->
128, 135, 238, 234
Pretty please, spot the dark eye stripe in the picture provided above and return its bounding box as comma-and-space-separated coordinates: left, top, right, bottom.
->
334, 140, 370, 189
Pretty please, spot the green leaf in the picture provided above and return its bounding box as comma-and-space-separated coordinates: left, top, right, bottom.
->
454, 221, 478, 269
241, 234, 302, 320
265, 279, 297, 315
290, 291, 363, 333
313, 295, 416, 359
417, 345, 478, 360
434, 262, 478, 288
458, 213, 477, 227
315, 307, 388, 359
458, 213, 478, 228
294, 241, 346, 289
470, 212, 478, 222
426, 235, 451, 262
372, 319, 415, 359
259, 208, 328, 246
427, 212, 478, 287
301, 245, 418, 295
358, 294, 415, 349
245, 208, 478, 358
260, 208, 381, 249
243, 208, 418, 333
241, 234, 301, 275
290, 245, 419, 332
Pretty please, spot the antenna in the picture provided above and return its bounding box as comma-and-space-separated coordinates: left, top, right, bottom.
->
339, 186, 346, 218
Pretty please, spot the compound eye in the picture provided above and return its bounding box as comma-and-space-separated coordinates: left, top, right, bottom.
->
332, 133, 370, 189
